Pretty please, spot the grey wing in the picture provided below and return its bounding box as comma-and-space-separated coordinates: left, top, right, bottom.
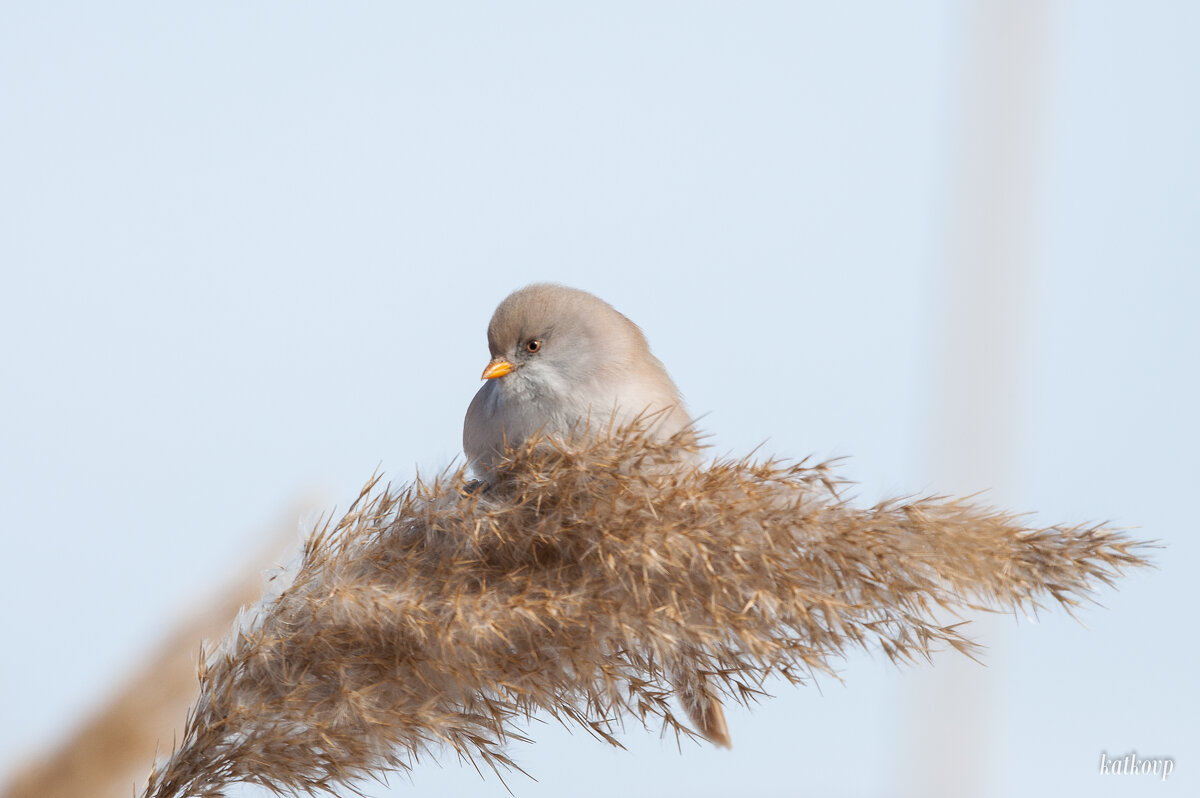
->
463, 380, 501, 468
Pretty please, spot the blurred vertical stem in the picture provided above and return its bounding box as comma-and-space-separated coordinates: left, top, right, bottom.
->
907, 1, 1052, 796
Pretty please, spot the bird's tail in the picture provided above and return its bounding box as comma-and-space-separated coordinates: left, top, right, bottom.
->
675, 665, 732, 748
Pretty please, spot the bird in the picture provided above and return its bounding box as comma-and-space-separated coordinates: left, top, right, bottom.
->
463, 282, 732, 748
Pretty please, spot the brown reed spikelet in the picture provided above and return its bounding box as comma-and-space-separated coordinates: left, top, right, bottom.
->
142, 425, 1152, 798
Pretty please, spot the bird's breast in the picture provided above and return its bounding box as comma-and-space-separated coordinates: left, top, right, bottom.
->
464, 368, 690, 474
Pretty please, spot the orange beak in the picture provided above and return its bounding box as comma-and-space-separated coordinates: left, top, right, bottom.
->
481, 358, 515, 380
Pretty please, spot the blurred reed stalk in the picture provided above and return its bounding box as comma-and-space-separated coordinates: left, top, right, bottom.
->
0, 510, 304, 798
137, 427, 1150, 798
909, 1, 1053, 795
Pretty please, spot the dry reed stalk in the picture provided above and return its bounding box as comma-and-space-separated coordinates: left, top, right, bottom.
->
143, 426, 1151, 798
1, 512, 301, 798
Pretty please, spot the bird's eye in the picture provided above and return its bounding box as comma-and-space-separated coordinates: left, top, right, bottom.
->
526, 339, 541, 353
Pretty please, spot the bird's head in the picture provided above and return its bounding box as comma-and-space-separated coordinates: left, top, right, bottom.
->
478, 283, 648, 392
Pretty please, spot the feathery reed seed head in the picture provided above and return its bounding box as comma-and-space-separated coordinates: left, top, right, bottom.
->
143, 425, 1152, 797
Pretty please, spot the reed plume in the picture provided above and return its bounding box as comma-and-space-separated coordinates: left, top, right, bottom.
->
142, 425, 1151, 798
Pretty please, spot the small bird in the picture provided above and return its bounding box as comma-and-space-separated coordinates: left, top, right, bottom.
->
463, 283, 732, 748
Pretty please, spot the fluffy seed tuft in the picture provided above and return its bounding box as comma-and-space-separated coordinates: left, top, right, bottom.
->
143, 425, 1153, 797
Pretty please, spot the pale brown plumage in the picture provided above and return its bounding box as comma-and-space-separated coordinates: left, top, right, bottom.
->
463, 283, 731, 747
464, 284, 692, 474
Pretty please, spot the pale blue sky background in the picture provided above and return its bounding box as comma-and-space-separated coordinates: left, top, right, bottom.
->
1, 2, 1196, 797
